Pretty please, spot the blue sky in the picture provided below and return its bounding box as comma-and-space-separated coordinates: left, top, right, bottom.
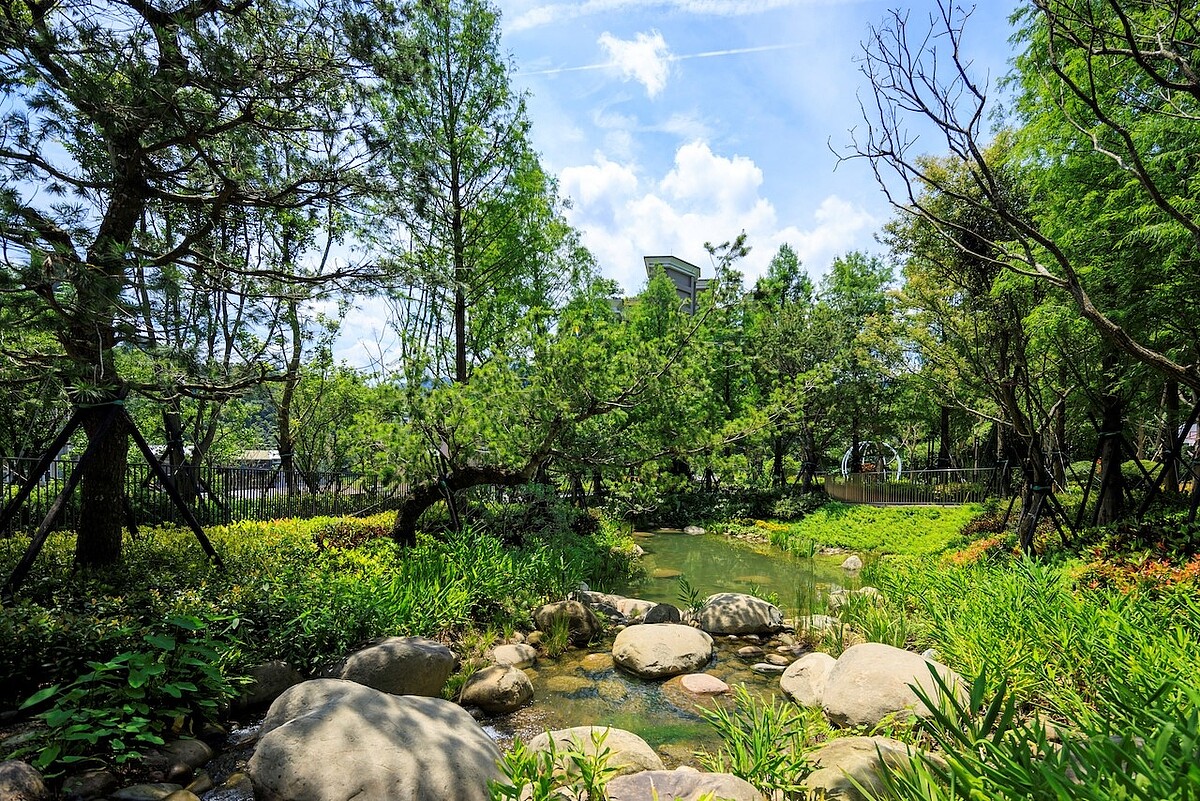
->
499, 0, 1019, 294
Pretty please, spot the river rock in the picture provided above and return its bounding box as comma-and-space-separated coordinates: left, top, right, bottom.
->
683, 525, 706, 535
248, 679, 500, 801
805, 736, 936, 801
764, 653, 791, 666
643, 603, 683, 624
533, 600, 602, 646
612, 624, 714, 679
162, 739, 213, 770
780, 651, 836, 708
110, 784, 182, 801
580, 652, 614, 672
679, 673, 730, 695
319, 636, 453, 697
492, 643, 537, 668
459, 665, 533, 713
0, 760, 48, 801
234, 660, 304, 710
618, 597, 656, 618
841, 555, 864, 571
737, 645, 764, 658
605, 769, 763, 800
527, 727, 664, 777
751, 662, 786, 674
821, 643, 967, 728
696, 593, 784, 635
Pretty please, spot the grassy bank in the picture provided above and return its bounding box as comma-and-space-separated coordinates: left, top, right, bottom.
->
721, 501, 987, 556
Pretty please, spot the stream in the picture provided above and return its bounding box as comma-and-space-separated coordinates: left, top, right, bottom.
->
484, 530, 861, 763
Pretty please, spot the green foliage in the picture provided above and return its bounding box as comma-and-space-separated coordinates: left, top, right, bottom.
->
863, 557, 1200, 715
770, 502, 983, 557
695, 684, 820, 799
12, 614, 238, 775
0, 513, 638, 713
490, 729, 620, 801
881, 666, 1200, 800
676, 575, 705, 616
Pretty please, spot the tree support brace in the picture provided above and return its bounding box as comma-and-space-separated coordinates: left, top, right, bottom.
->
1, 403, 223, 605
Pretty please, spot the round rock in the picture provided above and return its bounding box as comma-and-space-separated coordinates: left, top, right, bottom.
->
248, 679, 500, 801
605, 769, 763, 801
696, 593, 784, 635
492, 643, 537, 668
805, 736, 938, 801
319, 636, 453, 697
612, 624, 714, 679
533, 600, 602, 646
527, 727, 664, 778
821, 642, 967, 728
0, 760, 48, 801
459, 665, 533, 713
779, 651, 836, 708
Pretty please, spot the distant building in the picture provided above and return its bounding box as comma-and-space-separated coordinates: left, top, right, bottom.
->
642, 255, 709, 315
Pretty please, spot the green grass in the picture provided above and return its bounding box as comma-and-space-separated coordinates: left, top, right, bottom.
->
766, 502, 984, 557
0, 512, 638, 714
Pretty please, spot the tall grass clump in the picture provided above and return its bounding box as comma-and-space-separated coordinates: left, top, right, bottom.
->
858, 556, 1200, 717
880, 664, 1200, 800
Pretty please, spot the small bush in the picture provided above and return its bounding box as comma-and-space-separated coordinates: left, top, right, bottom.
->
11, 614, 238, 775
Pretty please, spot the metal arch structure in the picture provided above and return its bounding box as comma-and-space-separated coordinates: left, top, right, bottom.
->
840, 441, 902, 481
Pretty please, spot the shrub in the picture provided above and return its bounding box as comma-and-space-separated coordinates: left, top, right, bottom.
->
11, 614, 238, 775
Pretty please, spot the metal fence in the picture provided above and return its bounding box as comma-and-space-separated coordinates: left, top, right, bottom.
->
823, 467, 1003, 506
1, 457, 404, 536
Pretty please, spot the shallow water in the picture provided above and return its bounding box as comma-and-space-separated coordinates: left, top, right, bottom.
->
488, 530, 862, 763
617, 530, 853, 616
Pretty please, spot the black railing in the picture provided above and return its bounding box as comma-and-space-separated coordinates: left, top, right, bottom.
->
823, 468, 1003, 506
1, 458, 405, 536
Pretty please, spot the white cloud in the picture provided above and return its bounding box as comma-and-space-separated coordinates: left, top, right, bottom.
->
598, 31, 672, 98
559, 142, 878, 294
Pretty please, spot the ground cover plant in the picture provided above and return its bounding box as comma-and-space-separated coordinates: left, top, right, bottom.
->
762, 501, 984, 556
0, 510, 638, 772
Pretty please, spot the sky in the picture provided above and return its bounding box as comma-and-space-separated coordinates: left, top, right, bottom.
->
334, 0, 1020, 366
498, 0, 1019, 295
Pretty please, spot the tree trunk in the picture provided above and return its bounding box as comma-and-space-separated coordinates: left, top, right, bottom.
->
1162, 379, 1180, 494
1095, 380, 1126, 525
74, 404, 129, 566
936, 405, 952, 469
771, 435, 786, 488
393, 465, 536, 546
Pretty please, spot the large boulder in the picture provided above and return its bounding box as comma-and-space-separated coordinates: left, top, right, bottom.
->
612, 624, 714, 679
695, 593, 783, 636
821, 643, 966, 728
780, 651, 836, 708
247, 679, 500, 801
459, 665, 533, 714
319, 636, 453, 697
526, 727, 664, 778
533, 600, 602, 646
0, 760, 48, 801
805, 736, 938, 801
235, 660, 304, 710
605, 769, 763, 800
